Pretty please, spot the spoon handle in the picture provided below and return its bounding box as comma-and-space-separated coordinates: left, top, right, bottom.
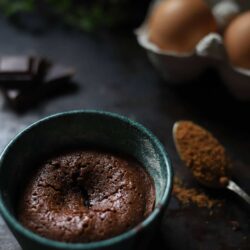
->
227, 180, 250, 205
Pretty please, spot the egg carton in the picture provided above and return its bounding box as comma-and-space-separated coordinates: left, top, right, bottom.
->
135, 0, 250, 100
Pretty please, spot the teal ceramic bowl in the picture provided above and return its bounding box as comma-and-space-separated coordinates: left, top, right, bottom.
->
0, 110, 172, 250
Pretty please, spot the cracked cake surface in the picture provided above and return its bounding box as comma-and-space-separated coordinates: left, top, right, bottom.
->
18, 150, 155, 243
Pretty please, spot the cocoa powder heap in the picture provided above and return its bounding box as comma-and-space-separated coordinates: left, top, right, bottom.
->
173, 177, 222, 208
174, 121, 229, 187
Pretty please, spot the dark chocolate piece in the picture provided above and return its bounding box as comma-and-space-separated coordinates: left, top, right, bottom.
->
0, 56, 50, 88
45, 64, 75, 83
0, 56, 33, 75
35, 58, 51, 82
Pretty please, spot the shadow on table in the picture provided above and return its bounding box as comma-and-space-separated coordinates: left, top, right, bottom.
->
1, 81, 79, 114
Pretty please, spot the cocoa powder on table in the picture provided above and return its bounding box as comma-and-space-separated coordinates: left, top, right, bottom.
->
173, 177, 223, 209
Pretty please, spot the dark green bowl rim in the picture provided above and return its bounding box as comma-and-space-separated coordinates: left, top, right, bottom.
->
0, 110, 173, 249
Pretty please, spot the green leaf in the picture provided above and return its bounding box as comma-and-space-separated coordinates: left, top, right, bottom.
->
0, 0, 35, 16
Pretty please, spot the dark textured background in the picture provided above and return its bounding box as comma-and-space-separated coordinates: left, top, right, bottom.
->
0, 17, 249, 250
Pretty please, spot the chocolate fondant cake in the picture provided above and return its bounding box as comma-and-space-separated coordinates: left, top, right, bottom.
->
18, 150, 155, 243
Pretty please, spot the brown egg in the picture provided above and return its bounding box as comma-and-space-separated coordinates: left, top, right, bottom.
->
148, 0, 217, 53
224, 11, 250, 69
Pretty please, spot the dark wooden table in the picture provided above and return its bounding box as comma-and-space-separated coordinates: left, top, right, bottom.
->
0, 17, 249, 250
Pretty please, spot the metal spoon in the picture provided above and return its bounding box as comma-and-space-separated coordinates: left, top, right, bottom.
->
173, 121, 250, 205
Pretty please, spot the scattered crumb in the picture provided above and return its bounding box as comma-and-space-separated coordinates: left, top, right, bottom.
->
229, 220, 241, 231
173, 177, 223, 209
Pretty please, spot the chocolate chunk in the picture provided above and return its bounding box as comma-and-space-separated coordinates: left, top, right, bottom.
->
0, 56, 33, 75
45, 64, 75, 83
0, 56, 33, 83
0, 56, 50, 88
35, 58, 51, 82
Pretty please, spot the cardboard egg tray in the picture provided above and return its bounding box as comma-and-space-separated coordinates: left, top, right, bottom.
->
136, 0, 250, 100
